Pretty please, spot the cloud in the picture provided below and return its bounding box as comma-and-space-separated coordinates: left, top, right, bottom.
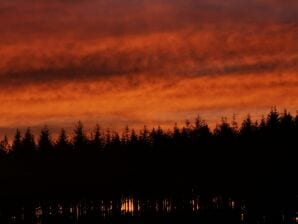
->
0, 71, 298, 141
0, 0, 298, 136
1, 0, 298, 41
0, 22, 297, 87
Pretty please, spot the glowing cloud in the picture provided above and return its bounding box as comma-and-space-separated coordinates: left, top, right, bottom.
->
0, 0, 297, 137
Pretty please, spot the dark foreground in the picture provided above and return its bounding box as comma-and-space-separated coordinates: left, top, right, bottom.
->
0, 109, 297, 223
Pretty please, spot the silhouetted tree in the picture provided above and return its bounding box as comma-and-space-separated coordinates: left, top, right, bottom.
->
0, 135, 9, 155
55, 128, 71, 151
73, 121, 87, 151
193, 115, 211, 139
214, 117, 235, 139
130, 129, 138, 145
105, 128, 111, 147
173, 123, 181, 147
19, 128, 35, 156
91, 124, 102, 151
12, 129, 22, 154
121, 126, 130, 145
38, 126, 53, 154
240, 114, 256, 137
151, 126, 166, 150
280, 110, 294, 134
140, 126, 150, 145
182, 120, 192, 139
266, 107, 280, 131
111, 132, 121, 149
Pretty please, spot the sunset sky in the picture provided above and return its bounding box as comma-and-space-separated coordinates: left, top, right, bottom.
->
1, 0, 298, 137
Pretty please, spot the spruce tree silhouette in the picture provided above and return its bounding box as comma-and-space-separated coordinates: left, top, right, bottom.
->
12, 129, 22, 156
111, 132, 121, 150
139, 125, 151, 152
91, 124, 102, 151
122, 125, 130, 145
240, 114, 255, 137
38, 126, 53, 155
214, 117, 235, 139
22, 128, 36, 155
130, 129, 138, 146
105, 128, 111, 147
194, 115, 211, 139
55, 128, 71, 151
73, 121, 87, 151
0, 135, 9, 155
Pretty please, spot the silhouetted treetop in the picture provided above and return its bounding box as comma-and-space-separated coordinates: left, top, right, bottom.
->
91, 124, 102, 151
73, 121, 87, 150
39, 126, 53, 153
12, 129, 22, 154
0, 108, 297, 158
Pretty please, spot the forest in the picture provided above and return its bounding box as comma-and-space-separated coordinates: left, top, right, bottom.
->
0, 108, 296, 219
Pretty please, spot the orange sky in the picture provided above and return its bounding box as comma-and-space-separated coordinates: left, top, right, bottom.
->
0, 0, 298, 138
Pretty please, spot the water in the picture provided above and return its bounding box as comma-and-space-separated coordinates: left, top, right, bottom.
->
0, 195, 295, 224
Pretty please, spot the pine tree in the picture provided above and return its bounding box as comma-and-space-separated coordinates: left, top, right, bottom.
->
56, 128, 71, 151
12, 129, 22, 153
0, 135, 9, 155
73, 121, 87, 150
38, 126, 53, 154
92, 124, 102, 151
22, 128, 36, 155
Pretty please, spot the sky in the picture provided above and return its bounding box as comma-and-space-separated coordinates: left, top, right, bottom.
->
0, 0, 298, 138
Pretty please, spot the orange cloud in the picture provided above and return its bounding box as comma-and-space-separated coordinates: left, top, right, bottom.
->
1, 24, 297, 85
0, 72, 298, 138
0, 0, 298, 139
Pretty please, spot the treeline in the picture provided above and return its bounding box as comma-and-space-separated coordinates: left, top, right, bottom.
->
0, 108, 296, 210
1, 107, 298, 155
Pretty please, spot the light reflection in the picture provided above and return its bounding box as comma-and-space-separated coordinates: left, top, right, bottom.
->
5, 197, 295, 224
57, 204, 63, 215
240, 212, 245, 222
228, 198, 236, 209
191, 198, 200, 212
35, 206, 42, 218
163, 199, 172, 213
121, 197, 134, 215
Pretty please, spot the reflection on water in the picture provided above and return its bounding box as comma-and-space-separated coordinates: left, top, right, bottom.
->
0, 194, 295, 224
121, 197, 134, 215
